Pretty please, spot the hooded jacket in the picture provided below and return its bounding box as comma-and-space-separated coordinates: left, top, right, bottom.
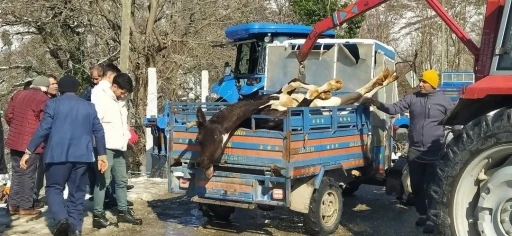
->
91, 80, 131, 151
376, 90, 454, 162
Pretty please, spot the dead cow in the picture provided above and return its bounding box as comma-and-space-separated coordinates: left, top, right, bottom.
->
186, 78, 314, 178
249, 78, 344, 130
310, 68, 399, 107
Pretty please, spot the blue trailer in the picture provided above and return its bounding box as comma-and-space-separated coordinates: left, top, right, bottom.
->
143, 22, 401, 235
145, 98, 383, 235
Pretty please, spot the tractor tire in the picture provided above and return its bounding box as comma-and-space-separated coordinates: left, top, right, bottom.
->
198, 203, 235, 222
304, 177, 343, 236
429, 108, 512, 236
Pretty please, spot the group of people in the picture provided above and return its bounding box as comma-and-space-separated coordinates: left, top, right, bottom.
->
0, 65, 454, 235
3, 63, 142, 236
364, 69, 454, 234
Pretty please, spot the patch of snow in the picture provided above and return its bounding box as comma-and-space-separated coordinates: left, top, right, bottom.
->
0, 178, 169, 235
128, 177, 168, 202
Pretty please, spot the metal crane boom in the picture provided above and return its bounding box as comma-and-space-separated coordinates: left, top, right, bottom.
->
297, 0, 509, 125
296, 0, 480, 65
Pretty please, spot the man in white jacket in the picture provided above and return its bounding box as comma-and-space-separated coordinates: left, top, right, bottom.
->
90, 67, 142, 228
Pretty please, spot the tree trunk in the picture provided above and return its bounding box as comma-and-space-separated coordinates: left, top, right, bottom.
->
120, 0, 132, 72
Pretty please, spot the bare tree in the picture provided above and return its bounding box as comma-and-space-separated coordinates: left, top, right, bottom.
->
0, 0, 290, 170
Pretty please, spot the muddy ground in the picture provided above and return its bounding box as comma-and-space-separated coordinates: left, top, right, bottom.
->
0, 177, 429, 236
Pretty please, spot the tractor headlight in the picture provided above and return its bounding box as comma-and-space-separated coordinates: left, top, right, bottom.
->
246, 77, 261, 85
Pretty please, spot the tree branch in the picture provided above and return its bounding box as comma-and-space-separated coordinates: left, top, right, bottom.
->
0, 64, 45, 74
145, 0, 158, 37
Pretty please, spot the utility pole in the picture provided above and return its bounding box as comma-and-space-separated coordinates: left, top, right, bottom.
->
120, 0, 132, 72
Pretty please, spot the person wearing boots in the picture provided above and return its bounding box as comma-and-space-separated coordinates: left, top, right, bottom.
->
91, 71, 142, 228
33, 74, 60, 210
363, 69, 454, 234
82, 64, 134, 206
4, 75, 51, 216
21, 75, 109, 236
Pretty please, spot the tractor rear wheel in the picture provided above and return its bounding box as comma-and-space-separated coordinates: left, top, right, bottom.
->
429, 108, 512, 236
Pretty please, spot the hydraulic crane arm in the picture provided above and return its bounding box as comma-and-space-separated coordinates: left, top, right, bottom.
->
296, 0, 480, 64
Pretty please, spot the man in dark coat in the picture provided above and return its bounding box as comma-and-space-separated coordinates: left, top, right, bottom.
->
21, 75, 109, 236
365, 69, 454, 234
4, 75, 50, 215
81, 64, 102, 102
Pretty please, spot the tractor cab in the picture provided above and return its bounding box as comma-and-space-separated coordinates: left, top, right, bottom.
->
208, 23, 336, 103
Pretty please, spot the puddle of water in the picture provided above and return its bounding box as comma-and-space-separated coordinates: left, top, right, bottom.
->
158, 206, 205, 227
161, 207, 209, 236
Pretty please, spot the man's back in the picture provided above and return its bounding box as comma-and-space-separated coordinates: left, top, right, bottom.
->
43, 93, 102, 163
5, 89, 49, 153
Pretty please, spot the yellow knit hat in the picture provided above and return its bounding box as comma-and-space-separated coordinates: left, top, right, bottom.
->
421, 69, 440, 88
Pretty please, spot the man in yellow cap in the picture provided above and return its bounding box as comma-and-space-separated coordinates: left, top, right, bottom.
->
420, 69, 440, 93
364, 69, 453, 234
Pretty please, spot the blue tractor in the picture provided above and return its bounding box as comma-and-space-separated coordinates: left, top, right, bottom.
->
208, 23, 336, 103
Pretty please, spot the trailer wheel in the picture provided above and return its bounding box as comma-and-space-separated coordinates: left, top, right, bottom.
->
304, 178, 343, 236
198, 203, 235, 222
429, 108, 512, 236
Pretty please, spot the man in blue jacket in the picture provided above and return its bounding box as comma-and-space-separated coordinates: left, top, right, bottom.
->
365, 69, 453, 234
81, 64, 102, 102
20, 75, 109, 236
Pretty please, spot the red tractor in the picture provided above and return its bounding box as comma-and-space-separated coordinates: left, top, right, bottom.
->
297, 0, 512, 235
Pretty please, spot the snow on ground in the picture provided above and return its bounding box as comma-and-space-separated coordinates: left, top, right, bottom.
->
0, 177, 169, 236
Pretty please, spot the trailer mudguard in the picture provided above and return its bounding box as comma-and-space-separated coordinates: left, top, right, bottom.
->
289, 166, 351, 214
289, 177, 316, 213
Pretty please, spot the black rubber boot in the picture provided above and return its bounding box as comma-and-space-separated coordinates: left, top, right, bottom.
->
117, 209, 143, 225
68, 230, 82, 236
423, 221, 435, 234
415, 216, 428, 227
53, 218, 70, 236
92, 212, 110, 229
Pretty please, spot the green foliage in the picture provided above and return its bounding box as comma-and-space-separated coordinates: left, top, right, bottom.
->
289, 0, 365, 39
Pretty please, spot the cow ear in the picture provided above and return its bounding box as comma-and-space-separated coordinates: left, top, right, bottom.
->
197, 107, 207, 124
